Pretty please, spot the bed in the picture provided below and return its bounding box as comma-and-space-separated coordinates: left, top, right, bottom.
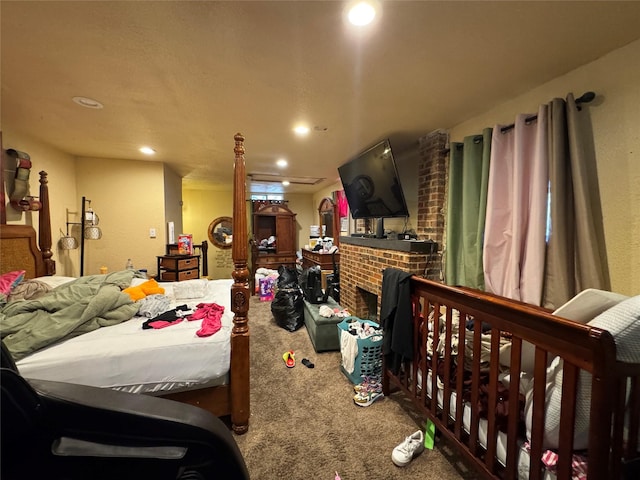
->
382, 272, 640, 479
0, 133, 251, 434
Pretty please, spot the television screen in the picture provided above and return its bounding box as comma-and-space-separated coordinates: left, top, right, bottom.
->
338, 139, 409, 219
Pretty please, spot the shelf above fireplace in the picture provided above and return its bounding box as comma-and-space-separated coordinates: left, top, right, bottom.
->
340, 236, 437, 253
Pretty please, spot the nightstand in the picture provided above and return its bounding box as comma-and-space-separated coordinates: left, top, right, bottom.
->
157, 255, 200, 281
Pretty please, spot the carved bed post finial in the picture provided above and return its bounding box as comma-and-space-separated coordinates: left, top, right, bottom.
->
230, 133, 250, 434
39, 171, 55, 275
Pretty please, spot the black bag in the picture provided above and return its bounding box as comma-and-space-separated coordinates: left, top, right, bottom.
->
300, 265, 328, 304
271, 265, 305, 332
276, 265, 299, 289
271, 287, 305, 332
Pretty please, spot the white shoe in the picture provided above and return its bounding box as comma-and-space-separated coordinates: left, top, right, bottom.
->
392, 430, 425, 467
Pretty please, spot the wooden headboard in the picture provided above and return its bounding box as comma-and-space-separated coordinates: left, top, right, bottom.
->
0, 171, 55, 278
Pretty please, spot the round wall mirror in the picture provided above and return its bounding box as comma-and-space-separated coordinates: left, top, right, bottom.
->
208, 216, 233, 249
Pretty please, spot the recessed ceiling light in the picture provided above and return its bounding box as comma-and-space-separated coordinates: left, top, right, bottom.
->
348, 1, 377, 26
293, 125, 310, 136
139, 146, 156, 155
282, 180, 290, 186
276, 159, 288, 167
72, 96, 104, 109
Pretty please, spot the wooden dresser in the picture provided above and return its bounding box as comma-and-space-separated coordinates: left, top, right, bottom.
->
301, 249, 340, 270
157, 254, 200, 281
301, 248, 340, 290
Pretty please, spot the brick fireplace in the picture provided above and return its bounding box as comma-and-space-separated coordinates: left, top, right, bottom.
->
339, 241, 429, 320
339, 130, 449, 321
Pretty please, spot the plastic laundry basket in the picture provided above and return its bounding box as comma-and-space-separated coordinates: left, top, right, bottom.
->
338, 317, 383, 384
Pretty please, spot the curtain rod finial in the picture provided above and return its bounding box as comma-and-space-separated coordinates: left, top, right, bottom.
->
577, 91, 596, 104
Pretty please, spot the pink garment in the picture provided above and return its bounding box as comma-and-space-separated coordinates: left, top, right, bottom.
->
187, 302, 224, 337
523, 442, 588, 480
483, 109, 547, 306
335, 190, 348, 218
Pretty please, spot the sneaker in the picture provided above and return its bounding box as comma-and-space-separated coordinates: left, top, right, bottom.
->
354, 380, 382, 394
392, 430, 425, 467
353, 390, 383, 407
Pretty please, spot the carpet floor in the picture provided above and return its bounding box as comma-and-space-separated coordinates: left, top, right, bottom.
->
233, 297, 475, 480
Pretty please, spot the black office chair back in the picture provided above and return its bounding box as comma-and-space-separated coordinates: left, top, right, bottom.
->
1, 341, 250, 480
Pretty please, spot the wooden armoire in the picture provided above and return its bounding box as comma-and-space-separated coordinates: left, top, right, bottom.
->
251, 201, 297, 273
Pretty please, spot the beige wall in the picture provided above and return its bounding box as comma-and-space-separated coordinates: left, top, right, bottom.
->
449, 38, 640, 295
74, 157, 166, 276
164, 164, 183, 237
182, 185, 234, 280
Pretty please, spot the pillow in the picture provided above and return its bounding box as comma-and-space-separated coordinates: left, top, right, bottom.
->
7, 279, 52, 302
35, 275, 76, 289
524, 295, 640, 450
0, 270, 26, 305
588, 295, 640, 362
173, 279, 208, 300
500, 288, 629, 373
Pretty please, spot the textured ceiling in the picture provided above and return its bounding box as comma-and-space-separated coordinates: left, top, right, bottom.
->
3, 1, 640, 194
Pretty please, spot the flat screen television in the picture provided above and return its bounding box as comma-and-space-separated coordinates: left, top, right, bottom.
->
338, 138, 409, 223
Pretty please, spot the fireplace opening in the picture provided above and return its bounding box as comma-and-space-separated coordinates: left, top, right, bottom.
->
356, 287, 378, 323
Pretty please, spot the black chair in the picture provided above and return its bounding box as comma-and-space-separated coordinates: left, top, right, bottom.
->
0, 341, 249, 480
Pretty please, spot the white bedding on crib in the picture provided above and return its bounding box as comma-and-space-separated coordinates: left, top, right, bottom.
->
16, 277, 234, 395
418, 289, 631, 480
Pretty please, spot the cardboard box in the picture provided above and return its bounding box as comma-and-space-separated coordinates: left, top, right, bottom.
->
177, 234, 193, 255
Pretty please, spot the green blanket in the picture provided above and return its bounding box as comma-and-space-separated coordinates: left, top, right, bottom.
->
0, 270, 140, 361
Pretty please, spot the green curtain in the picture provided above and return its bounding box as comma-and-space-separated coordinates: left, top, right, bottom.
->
445, 128, 492, 288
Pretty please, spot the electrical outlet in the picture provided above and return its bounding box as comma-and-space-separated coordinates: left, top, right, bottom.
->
149, 228, 157, 238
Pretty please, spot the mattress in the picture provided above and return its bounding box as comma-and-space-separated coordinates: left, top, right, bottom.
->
16, 277, 234, 395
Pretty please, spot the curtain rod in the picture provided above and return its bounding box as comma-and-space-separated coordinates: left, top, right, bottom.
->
499, 91, 596, 134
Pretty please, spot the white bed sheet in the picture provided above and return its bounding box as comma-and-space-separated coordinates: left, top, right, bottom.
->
17, 278, 234, 395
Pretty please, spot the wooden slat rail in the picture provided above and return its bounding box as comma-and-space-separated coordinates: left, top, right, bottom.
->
382, 275, 634, 480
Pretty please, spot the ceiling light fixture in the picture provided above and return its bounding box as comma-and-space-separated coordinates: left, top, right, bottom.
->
282, 180, 290, 186
139, 146, 156, 155
276, 159, 288, 167
348, 1, 377, 26
293, 125, 310, 136
72, 96, 104, 109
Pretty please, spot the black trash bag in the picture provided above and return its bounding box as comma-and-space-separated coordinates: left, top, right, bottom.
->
271, 286, 305, 332
277, 265, 299, 289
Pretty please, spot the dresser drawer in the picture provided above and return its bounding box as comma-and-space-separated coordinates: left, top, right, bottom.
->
161, 268, 199, 282
160, 256, 198, 270
257, 256, 294, 265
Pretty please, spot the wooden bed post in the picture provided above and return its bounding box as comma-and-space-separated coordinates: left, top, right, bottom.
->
230, 133, 250, 434
38, 171, 55, 275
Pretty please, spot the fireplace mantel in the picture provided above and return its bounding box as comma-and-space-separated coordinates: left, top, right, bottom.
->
340, 236, 437, 253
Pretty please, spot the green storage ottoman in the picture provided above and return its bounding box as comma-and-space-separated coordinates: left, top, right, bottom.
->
303, 297, 344, 352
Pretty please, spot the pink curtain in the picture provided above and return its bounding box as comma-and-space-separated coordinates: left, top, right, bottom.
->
483, 108, 548, 305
